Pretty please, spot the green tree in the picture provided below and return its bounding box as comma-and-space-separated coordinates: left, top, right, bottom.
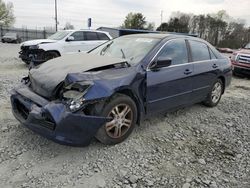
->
156, 22, 168, 31
0, 0, 15, 26
145, 22, 155, 30
156, 12, 191, 33
122, 12, 146, 29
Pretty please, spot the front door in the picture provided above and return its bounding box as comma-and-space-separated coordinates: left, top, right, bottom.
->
147, 39, 193, 113
63, 31, 85, 53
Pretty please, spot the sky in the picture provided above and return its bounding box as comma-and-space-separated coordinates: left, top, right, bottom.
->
6, 0, 250, 30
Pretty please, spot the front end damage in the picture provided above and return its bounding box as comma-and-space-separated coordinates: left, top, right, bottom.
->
19, 45, 45, 64
11, 53, 146, 146
10, 85, 109, 146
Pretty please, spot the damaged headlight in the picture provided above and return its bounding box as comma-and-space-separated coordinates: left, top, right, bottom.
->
63, 81, 93, 111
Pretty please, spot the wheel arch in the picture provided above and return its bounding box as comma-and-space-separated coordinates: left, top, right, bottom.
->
45, 50, 61, 56
115, 88, 144, 125
217, 75, 225, 94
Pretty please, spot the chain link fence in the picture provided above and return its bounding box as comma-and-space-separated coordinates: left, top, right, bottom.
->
0, 26, 55, 42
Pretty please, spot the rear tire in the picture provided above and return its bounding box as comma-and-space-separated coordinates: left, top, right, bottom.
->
203, 79, 223, 107
94, 94, 137, 145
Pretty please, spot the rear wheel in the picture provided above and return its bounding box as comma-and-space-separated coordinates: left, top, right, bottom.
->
203, 79, 223, 107
95, 94, 137, 145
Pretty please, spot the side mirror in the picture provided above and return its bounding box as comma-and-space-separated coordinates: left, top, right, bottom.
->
66, 36, 75, 42
150, 57, 172, 70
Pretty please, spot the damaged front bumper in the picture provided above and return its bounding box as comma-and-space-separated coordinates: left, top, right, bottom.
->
19, 47, 46, 65
10, 86, 108, 146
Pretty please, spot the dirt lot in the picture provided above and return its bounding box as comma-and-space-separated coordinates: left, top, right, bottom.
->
0, 43, 249, 188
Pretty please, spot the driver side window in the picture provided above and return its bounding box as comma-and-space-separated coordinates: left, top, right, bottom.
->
158, 39, 188, 65
70, 31, 84, 41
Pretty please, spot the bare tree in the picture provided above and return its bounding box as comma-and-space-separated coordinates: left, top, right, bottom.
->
64, 22, 74, 30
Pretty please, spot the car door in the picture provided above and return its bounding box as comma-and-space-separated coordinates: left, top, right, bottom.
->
188, 40, 219, 102
81, 32, 107, 52
63, 31, 85, 53
147, 39, 194, 113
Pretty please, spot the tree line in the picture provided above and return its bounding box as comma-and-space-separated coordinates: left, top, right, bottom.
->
123, 11, 250, 49
1, 0, 249, 49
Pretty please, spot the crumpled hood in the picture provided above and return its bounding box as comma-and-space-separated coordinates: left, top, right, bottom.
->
29, 53, 127, 98
21, 39, 57, 46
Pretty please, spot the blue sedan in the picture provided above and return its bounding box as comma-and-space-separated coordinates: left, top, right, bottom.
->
10, 34, 232, 146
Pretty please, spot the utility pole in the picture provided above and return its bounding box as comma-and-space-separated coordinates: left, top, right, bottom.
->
160, 10, 163, 31
55, 0, 58, 31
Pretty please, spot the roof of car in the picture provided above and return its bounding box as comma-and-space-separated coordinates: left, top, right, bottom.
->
121, 33, 198, 40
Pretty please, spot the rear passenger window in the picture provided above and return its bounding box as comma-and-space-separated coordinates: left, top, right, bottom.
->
157, 39, 188, 65
97, 33, 109, 40
70, 31, 84, 41
209, 48, 217, 59
85, 32, 98, 40
189, 40, 210, 61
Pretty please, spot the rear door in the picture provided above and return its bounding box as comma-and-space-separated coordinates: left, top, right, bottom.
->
147, 39, 194, 113
188, 40, 219, 102
81, 32, 108, 52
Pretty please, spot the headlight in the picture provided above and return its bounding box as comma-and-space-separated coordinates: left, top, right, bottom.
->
29, 45, 39, 50
63, 81, 93, 111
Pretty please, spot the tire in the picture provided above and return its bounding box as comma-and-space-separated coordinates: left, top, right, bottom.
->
94, 94, 137, 145
45, 51, 60, 61
203, 79, 223, 107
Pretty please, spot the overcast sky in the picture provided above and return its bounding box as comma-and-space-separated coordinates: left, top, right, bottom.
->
7, 0, 250, 30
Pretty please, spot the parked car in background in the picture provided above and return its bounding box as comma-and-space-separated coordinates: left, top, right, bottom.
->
217, 47, 234, 54
19, 30, 112, 65
1, 32, 21, 43
11, 34, 232, 146
231, 43, 250, 76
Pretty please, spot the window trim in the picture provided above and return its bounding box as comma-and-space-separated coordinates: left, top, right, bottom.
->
147, 38, 190, 71
97, 32, 109, 40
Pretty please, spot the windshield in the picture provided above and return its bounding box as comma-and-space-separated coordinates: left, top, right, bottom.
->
48, 31, 71, 40
245, 43, 250, 49
89, 36, 160, 65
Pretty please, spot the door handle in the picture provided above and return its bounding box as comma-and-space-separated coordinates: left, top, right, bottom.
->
212, 64, 218, 68
184, 69, 192, 75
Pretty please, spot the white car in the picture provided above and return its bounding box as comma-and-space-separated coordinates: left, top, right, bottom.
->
19, 30, 112, 64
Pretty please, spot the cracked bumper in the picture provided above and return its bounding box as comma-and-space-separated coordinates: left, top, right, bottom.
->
10, 87, 107, 146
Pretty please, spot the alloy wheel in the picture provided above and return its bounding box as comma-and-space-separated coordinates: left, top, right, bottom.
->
105, 104, 133, 139
211, 82, 222, 104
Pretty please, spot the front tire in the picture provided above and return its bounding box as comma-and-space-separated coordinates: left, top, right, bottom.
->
95, 94, 137, 145
203, 79, 223, 107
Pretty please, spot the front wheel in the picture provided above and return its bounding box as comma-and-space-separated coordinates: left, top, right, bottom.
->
95, 94, 137, 145
203, 79, 223, 107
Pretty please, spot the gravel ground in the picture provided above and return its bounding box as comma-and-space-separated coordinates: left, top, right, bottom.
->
0, 43, 249, 188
